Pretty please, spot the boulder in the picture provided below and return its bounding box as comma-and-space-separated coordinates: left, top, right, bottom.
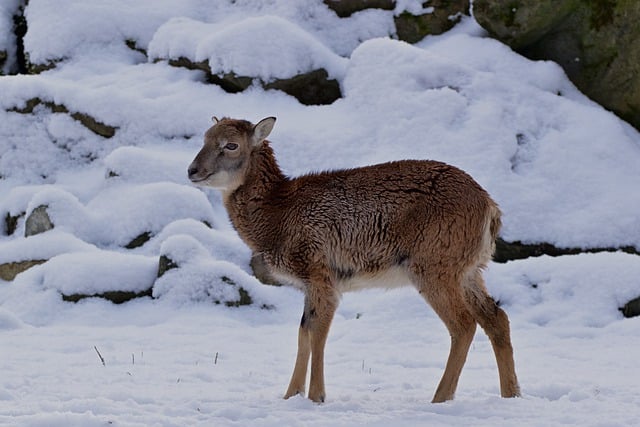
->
474, 0, 640, 131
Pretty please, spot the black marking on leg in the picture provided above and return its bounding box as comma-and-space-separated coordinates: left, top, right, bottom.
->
300, 312, 306, 327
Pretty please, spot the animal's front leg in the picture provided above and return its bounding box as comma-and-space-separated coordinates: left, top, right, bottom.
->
284, 310, 311, 399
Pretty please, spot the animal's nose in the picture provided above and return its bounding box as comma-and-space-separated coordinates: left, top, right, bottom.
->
188, 164, 198, 179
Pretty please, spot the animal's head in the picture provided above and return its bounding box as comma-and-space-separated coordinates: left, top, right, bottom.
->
188, 116, 276, 191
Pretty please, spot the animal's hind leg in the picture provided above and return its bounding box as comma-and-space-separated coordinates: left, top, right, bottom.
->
463, 270, 520, 398
415, 271, 477, 403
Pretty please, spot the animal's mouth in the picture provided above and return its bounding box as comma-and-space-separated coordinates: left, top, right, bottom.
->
189, 173, 213, 184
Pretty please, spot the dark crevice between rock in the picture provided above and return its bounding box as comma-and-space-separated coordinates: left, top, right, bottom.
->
4, 212, 22, 236
9, 1, 56, 75
9, 97, 118, 138
125, 39, 147, 57
12, 1, 28, 74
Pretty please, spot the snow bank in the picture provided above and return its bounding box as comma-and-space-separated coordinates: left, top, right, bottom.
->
149, 15, 349, 81
154, 234, 276, 307
146, 219, 252, 267
104, 145, 195, 185
23, 0, 395, 66
487, 252, 640, 327
22, 0, 203, 65
18, 182, 218, 247
0, 230, 97, 264
342, 36, 640, 248
18, 250, 157, 296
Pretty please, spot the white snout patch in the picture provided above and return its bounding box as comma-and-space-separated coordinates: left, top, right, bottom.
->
202, 170, 231, 189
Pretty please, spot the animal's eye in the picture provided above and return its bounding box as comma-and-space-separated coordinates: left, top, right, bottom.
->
224, 142, 239, 151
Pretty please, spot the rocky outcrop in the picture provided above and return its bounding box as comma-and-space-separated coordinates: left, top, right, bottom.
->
323, 0, 470, 44
474, 0, 640, 131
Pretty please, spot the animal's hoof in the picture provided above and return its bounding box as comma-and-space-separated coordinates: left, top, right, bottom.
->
283, 389, 304, 400
308, 393, 325, 403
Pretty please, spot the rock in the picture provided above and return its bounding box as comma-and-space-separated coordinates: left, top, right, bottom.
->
220, 276, 253, 307
62, 289, 153, 304
264, 69, 341, 106
473, 0, 640, 131
324, 0, 394, 18
167, 57, 341, 105
395, 0, 470, 43
9, 98, 118, 138
25, 205, 54, 237
0, 260, 47, 281
494, 238, 639, 263
208, 72, 254, 93
620, 296, 640, 318
157, 254, 178, 278
125, 231, 152, 249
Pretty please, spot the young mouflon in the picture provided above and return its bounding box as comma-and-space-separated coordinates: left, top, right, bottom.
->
188, 116, 520, 403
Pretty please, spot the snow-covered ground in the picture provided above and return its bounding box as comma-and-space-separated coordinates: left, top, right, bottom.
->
1, 1, 640, 425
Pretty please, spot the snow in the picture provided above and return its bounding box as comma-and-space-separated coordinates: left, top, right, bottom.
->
1, 1, 640, 425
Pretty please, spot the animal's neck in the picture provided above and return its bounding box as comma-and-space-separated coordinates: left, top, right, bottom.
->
223, 142, 287, 251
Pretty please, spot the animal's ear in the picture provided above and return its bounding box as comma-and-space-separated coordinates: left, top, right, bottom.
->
251, 117, 276, 146
212, 116, 219, 123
